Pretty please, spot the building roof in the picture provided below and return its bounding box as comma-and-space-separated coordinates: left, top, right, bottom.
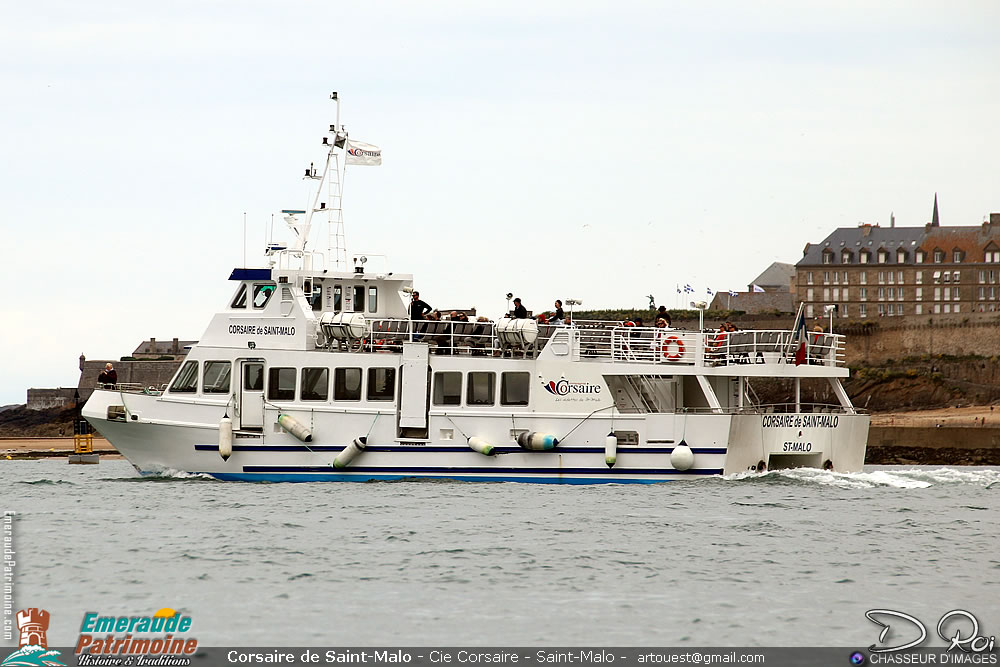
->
132, 340, 198, 356
798, 224, 927, 266
750, 262, 795, 290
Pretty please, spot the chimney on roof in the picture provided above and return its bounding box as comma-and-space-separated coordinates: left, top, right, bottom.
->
991, 213, 1000, 226
890, 212, 895, 228
172, 338, 179, 355
149, 337, 156, 355
931, 193, 940, 227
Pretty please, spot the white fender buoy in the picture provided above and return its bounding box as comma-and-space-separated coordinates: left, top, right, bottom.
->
219, 416, 233, 461
468, 437, 495, 456
605, 433, 617, 468
334, 437, 367, 469
517, 431, 559, 451
277, 413, 313, 442
670, 441, 694, 471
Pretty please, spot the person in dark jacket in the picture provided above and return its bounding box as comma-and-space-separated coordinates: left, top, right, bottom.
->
409, 291, 432, 320
98, 363, 118, 387
512, 298, 528, 318
553, 299, 565, 322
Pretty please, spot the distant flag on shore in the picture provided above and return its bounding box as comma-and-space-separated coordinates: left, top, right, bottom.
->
706, 288, 714, 296
751, 284, 765, 293
676, 284, 681, 294
684, 284, 694, 294
728, 290, 739, 297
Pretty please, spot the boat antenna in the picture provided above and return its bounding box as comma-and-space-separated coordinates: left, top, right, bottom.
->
242, 211, 247, 268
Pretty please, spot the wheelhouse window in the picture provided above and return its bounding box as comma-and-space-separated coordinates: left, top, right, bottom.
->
353, 286, 365, 313
433, 372, 462, 406
367, 368, 395, 401
169, 361, 199, 393
267, 367, 296, 401
231, 284, 248, 309
203, 361, 231, 394
368, 286, 378, 313
301, 368, 329, 401
501, 372, 530, 406
467, 372, 496, 406
253, 284, 276, 309
334, 368, 361, 401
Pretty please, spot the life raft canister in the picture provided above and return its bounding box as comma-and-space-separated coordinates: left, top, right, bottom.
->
661, 335, 685, 360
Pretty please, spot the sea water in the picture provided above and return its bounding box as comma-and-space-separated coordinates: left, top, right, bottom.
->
1, 460, 997, 647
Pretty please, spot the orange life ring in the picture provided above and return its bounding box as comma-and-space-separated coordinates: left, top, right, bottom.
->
661, 336, 684, 360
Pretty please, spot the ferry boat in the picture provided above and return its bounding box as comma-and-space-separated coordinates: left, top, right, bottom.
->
82, 96, 869, 483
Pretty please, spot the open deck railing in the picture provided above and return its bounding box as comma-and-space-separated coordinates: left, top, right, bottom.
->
333, 319, 847, 368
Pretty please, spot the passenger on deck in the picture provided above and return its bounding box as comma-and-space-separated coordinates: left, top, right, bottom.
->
553, 300, 565, 322
512, 298, 528, 319
536, 314, 547, 324
656, 306, 671, 326
98, 363, 118, 387
409, 291, 432, 321
634, 317, 644, 328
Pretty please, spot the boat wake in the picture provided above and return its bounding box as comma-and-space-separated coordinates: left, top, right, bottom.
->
725, 466, 1000, 489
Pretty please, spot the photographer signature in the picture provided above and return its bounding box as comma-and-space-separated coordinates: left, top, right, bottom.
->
866, 609, 996, 653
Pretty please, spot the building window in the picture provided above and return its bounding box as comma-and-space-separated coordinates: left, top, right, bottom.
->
466, 372, 496, 406
943, 287, 951, 300
878, 287, 885, 301
501, 372, 531, 406
823, 252, 834, 264
878, 304, 885, 316
943, 271, 950, 283
843, 288, 849, 300
841, 251, 852, 264
842, 271, 849, 284
807, 271, 814, 285
954, 304, 960, 313
806, 304, 814, 318
888, 272, 895, 285
944, 304, 951, 314
841, 305, 849, 317
897, 250, 907, 263
833, 288, 840, 301
860, 271, 867, 284
954, 250, 963, 263
433, 371, 462, 406
860, 287, 867, 301
203, 361, 232, 394
953, 271, 961, 283
897, 288, 904, 300
267, 367, 296, 401
953, 287, 961, 301
334, 368, 362, 401
860, 251, 870, 264
934, 249, 945, 263
367, 368, 396, 401
934, 287, 941, 301
916, 287, 922, 301
896, 304, 903, 316
933, 271, 941, 284
823, 271, 830, 284
806, 288, 814, 301
169, 361, 199, 394
888, 287, 895, 300
916, 251, 925, 264
915, 304, 922, 315
916, 271, 923, 284
980, 270, 986, 284
859, 303, 867, 318
878, 272, 885, 284
878, 250, 888, 264
897, 271, 904, 284
823, 288, 830, 301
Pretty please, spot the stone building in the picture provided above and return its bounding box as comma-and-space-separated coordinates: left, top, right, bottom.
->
796, 197, 1000, 320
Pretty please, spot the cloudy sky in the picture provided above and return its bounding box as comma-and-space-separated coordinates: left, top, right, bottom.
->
2, 0, 998, 405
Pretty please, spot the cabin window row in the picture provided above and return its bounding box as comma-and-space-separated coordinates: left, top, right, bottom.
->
168, 361, 395, 402
431, 371, 530, 407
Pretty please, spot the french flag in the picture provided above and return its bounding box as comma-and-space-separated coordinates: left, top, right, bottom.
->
793, 306, 808, 366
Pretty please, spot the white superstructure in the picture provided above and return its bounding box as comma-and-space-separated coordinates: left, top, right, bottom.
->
82, 97, 869, 483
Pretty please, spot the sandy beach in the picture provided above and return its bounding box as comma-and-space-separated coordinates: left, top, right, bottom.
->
1, 436, 121, 458
870, 405, 1000, 428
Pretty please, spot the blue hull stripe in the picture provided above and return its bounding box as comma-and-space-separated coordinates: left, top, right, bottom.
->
204, 472, 682, 484
194, 444, 727, 455
239, 464, 721, 476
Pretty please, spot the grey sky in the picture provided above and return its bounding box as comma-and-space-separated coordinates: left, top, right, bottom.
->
2, 1, 998, 404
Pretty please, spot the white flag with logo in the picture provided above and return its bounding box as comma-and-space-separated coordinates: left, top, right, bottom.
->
345, 140, 382, 166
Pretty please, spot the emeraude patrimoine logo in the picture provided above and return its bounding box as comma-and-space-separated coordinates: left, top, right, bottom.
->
2, 608, 64, 667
